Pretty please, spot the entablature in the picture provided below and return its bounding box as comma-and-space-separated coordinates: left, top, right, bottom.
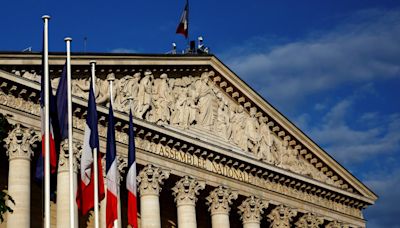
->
0, 65, 374, 218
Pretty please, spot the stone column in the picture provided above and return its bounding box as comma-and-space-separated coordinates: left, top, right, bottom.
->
294, 213, 323, 228
4, 124, 38, 228
172, 176, 205, 228
237, 196, 268, 228
137, 164, 170, 228
56, 141, 79, 228
206, 185, 238, 228
267, 205, 297, 228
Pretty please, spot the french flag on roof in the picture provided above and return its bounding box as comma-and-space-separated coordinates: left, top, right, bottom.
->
176, 0, 189, 38
76, 79, 105, 215
106, 102, 119, 227
126, 109, 138, 228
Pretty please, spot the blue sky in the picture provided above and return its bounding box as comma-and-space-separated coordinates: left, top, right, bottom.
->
1, 0, 400, 227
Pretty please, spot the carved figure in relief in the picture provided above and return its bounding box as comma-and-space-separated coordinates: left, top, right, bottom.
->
74, 77, 109, 105
231, 105, 248, 149
270, 139, 281, 165
119, 73, 141, 113
257, 116, 273, 163
279, 145, 303, 173
150, 73, 172, 125
172, 89, 197, 128
245, 107, 260, 153
215, 99, 232, 140
195, 72, 218, 130
137, 70, 153, 119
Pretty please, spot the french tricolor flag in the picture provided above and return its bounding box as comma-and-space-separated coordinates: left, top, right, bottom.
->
76, 79, 105, 215
35, 52, 60, 181
126, 109, 138, 228
106, 102, 119, 227
176, 0, 189, 38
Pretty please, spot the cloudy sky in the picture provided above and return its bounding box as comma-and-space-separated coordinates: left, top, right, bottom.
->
1, 0, 400, 227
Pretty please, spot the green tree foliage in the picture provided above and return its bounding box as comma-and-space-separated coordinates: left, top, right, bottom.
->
0, 114, 13, 223
0, 189, 14, 223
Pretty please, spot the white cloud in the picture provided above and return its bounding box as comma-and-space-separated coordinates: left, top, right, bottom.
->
222, 9, 400, 108
298, 93, 400, 164
110, 48, 137, 53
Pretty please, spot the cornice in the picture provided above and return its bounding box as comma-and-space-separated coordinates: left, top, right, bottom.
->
0, 53, 377, 205
0, 68, 375, 209
208, 56, 377, 201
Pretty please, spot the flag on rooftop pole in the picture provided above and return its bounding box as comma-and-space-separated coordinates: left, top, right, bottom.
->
176, 0, 189, 38
76, 71, 105, 219
126, 104, 138, 228
106, 82, 119, 228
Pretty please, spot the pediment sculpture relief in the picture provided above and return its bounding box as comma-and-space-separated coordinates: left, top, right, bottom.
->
18, 69, 337, 186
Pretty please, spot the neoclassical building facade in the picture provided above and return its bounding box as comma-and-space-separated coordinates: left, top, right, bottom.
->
0, 52, 377, 227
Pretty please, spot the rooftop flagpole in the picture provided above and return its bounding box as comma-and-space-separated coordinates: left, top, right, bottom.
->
186, 0, 190, 50
64, 37, 76, 228
42, 14, 51, 228
90, 60, 100, 228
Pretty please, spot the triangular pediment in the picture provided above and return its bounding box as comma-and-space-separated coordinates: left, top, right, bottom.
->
0, 52, 377, 205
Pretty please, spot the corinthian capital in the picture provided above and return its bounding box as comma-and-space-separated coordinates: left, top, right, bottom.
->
267, 205, 297, 228
238, 195, 268, 224
206, 185, 238, 215
326, 220, 345, 228
137, 164, 170, 196
4, 124, 39, 161
117, 155, 128, 185
294, 213, 324, 228
58, 140, 81, 173
172, 176, 205, 206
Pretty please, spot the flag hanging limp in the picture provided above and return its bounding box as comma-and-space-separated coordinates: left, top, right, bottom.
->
176, 0, 189, 38
126, 109, 138, 228
106, 102, 118, 228
76, 79, 105, 215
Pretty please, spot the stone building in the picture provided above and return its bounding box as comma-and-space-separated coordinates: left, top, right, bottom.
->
0, 52, 377, 227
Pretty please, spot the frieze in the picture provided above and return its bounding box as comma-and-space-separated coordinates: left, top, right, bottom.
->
6, 69, 345, 189
134, 136, 362, 218
0, 72, 363, 218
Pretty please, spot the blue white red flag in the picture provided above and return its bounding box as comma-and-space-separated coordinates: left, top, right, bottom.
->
126, 109, 138, 228
76, 79, 105, 215
106, 102, 118, 228
176, 0, 189, 38
35, 52, 60, 181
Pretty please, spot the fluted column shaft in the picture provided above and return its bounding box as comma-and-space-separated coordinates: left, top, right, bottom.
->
206, 186, 238, 228
172, 176, 205, 228
56, 142, 79, 228
137, 164, 170, 228
4, 124, 38, 228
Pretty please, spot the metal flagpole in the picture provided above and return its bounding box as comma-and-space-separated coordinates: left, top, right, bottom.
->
42, 15, 51, 228
64, 37, 75, 228
107, 73, 120, 228
90, 60, 100, 228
